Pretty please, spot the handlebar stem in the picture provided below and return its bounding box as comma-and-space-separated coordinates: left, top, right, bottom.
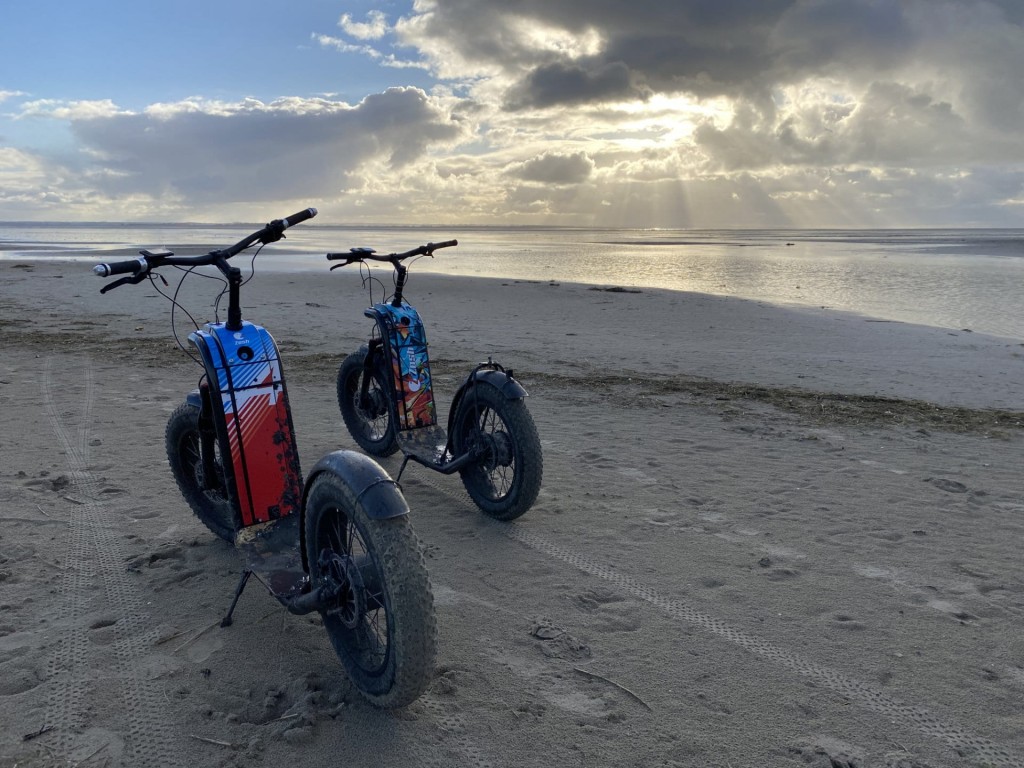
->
211, 255, 244, 331
391, 260, 408, 307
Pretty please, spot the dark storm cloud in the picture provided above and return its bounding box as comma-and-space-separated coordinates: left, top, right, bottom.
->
410, 0, 1024, 139
404, 0, 1024, 188
504, 61, 647, 110
410, 0, 929, 103
66, 88, 460, 203
507, 151, 595, 184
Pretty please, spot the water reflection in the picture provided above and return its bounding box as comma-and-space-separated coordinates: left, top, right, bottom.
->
3, 224, 1022, 340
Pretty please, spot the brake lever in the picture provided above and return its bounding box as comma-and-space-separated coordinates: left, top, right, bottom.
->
99, 271, 150, 294
259, 220, 287, 245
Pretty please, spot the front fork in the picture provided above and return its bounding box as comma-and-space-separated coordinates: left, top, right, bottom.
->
196, 381, 221, 493
357, 338, 385, 411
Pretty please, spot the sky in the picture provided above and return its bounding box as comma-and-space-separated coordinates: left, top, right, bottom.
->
1, 0, 1023, 228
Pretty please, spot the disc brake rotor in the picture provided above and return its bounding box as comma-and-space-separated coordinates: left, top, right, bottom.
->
477, 429, 514, 471
321, 551, 366, 629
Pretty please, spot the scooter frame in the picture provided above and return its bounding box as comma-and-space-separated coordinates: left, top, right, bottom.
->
95, 211, 437, 708
187, 310, 406, 623
360, 297, 528, 482
330, 240, 543, 521
97, 215, 409, 620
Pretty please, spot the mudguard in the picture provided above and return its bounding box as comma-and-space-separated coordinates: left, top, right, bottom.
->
189, 320, 303, 527
447, 368, 528, 436
301, 450, 409, 521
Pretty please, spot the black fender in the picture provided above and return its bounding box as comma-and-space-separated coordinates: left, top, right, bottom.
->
300, 450, 409, 573
446, 368, 528, 436
302, 450, 409, 521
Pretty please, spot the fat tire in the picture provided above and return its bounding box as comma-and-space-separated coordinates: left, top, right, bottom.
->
165, 401, 235, 541
304, 473, 436, 708
337, 351, 400, 457
453, 383, 543, 520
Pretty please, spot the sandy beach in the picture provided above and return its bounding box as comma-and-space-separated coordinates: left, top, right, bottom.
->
1, 256, 1023, 768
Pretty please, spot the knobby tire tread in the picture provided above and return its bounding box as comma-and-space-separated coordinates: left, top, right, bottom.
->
304, 473, 436, 708
165, 401, 235, 541
337, 351, 400, 457
455, 383, 543, 521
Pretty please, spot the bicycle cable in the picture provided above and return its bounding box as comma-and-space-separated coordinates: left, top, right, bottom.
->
145, 268, 206, 367
213, 243, 264, 321
239, 243, 264, 289
358, 260, 388, 306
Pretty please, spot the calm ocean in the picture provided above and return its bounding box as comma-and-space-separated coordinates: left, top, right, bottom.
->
2, 222, 1023, 341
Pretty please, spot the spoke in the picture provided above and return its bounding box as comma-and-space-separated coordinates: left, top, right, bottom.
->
184, 439, 200, 470
473, 406, 515, 500
317, 508, 390, 673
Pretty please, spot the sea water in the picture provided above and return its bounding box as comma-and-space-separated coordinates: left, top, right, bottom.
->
2, 223, 1022, 341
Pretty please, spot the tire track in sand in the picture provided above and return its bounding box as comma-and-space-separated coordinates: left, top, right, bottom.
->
408, 469, 1022, 768
43, 356, 183, 767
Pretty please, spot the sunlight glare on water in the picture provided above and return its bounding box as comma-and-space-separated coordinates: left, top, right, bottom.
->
2, 223, 1022, 340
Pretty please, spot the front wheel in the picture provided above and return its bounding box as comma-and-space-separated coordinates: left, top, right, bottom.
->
304, 473, 436, 708
337, 351, 399, 457
165, 402, 236, 541
452, 383, 543, 521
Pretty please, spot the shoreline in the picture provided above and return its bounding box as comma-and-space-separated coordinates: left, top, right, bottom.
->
6, 250, 1024, 342
2, 258, 1022, 416
3, 223, 1024, 343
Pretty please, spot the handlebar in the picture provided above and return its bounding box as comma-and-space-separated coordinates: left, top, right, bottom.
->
92, 255, 150, 278
326, 239, 457, 269
92, 207, 318, 288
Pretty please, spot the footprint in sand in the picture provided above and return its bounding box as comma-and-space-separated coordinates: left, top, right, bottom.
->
830, 614, 868, 631
490, 648, 611, 718
0, 658, 44, 696
574, 588, 642, 633
19, 471, 71, 493
926, 477, 969, 494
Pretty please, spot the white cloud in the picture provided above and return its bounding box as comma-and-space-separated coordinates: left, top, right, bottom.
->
64, 89, 463, 205
506, 151, 595, 184
313, 33, 382, 58
339, 10, 390, 40
312, 32, 429, 70
17, 99, 126, 120
0, 146, 48, 186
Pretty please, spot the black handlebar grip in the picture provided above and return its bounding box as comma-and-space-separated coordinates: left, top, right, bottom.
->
431, 239, 458, 249
92, 256, 147, 278
282, 207, 318, 229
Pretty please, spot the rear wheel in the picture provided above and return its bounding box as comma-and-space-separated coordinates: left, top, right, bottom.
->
337, 351, 399, 457
304, 472, 436, 708
165, 401, 235, 541
452, 383, 543, 521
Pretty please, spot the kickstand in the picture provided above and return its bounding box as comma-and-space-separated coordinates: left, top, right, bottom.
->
396, 454, 411, 483
221, 569, 252, 627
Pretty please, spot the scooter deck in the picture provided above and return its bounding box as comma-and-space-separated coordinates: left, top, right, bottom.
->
397, 423, 449, 464
234, 514, 307, 600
